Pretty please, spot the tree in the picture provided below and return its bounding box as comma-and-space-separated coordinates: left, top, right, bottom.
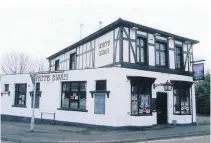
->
1, 52, 33, 74
0, 52, 49, 74
195, 70, 210, 115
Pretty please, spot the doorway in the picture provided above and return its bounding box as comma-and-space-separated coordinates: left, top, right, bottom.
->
156, 92, 168, 124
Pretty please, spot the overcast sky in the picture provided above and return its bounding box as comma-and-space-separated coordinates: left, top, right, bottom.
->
0, 0, 210, 71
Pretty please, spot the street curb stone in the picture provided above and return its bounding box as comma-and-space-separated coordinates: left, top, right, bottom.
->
1, 132, 210, 143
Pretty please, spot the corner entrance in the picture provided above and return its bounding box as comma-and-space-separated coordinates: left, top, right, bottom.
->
156, 92, 168, 124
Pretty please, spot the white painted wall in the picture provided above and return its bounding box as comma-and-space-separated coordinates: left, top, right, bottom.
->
1, 67, 196, 127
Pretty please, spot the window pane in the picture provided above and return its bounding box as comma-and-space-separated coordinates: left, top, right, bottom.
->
139, 94, 150, 114
131, 94, 138, 115
156, 51, 160, 65
79, 92, 86, 109
132, 86, 138, 93
70, 102, 78, 108
136, 47, 140, 62
96, 80, 106, 90
61, 92, 69, 108
71, 83, 79, 91
140, 39, 144, 47
140, 48, 145, 63
160, 44, 165, 50
174, 95, 180, 114
137, 39, 140, 45
160, 51, 166, 65
80, 82, 86, 91
156, 43, 159, 49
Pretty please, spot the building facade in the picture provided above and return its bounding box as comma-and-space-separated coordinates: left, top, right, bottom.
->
0, 18, 199, 127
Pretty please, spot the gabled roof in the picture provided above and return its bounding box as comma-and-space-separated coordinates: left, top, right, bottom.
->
47, 18, 199, 60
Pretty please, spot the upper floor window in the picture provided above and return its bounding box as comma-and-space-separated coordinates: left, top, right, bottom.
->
155, 42, 168, 67
137, 37, 147, 64
175, 46, 183, 69
55, 60, 59, 71
4, 84, 9, 92
69, 53, 76, 70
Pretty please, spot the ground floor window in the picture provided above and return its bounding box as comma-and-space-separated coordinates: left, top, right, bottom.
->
14, 84, 27, 106
61, 81, 87, 110
173, 87, 191, 115
131, 85, 151, 115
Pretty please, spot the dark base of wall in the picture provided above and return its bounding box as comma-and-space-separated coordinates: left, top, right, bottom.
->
1, 114, 197, 131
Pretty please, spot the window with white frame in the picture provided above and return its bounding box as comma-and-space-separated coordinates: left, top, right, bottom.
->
155, 42, 168, 67
136, 37, 147, 64
175, 46, 183, 69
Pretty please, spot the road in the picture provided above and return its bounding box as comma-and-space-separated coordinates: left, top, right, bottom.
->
138, 136, 210, 143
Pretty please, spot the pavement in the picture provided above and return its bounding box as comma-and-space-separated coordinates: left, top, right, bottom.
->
1, 121, 210, 143
137, 135, 210, 143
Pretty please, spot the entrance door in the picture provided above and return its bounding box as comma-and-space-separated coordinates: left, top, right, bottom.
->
156, 92, 167, 124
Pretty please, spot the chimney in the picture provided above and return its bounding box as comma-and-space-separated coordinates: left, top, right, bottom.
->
99, 21, 102, 29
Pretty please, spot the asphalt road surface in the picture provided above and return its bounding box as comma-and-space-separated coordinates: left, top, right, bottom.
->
138, 135, 210, 143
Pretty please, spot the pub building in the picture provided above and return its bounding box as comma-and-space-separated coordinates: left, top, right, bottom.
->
0, 18, 199, 128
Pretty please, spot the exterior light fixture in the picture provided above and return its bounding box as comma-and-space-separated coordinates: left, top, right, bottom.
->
153, 80, 173, 91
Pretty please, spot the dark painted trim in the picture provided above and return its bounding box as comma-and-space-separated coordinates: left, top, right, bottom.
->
57, 108, 88, 112
167, 39, 170, 68
113, 29, 115, 63
120, 27, 123, 65
12, 105, 27, 108
148, 43, 155, 47
47, 18, 199, 60
131, 114, 153, 116
146, 33, 150, 65
99, 62, 121, 68
174, 41, 183, 46
1, 114, 197, 131
155, 38, 167, 43
137, 33, 147, 38
129, 28, 131, 63
169, 48, 174, 51
173, 113, 192, 115
121, 62, 192, 76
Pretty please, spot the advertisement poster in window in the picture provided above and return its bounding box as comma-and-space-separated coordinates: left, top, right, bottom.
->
193, 63, 204, 81
139, 95, 150, 114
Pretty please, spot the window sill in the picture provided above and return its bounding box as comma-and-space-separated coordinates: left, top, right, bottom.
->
130, 113, 153, 116
173, 113, 191, 115
12, 105, 27, 108
1, 91, 10, 96
57, 108, 88, 112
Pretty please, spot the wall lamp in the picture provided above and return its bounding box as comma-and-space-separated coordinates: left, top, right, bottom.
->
153, 80, 173, 91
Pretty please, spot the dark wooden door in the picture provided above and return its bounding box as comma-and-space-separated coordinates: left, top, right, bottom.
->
156, 92, 167, 124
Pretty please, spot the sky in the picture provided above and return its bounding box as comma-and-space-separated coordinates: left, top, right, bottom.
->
0, 0, 210, 72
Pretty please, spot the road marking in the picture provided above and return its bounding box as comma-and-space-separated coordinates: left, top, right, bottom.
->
137, 135, 209, 143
